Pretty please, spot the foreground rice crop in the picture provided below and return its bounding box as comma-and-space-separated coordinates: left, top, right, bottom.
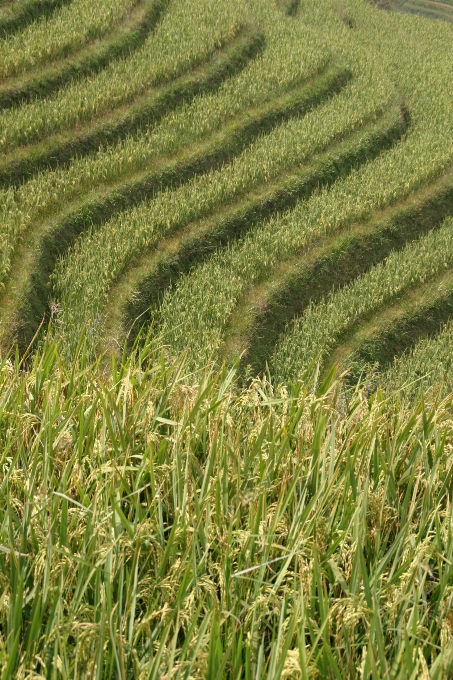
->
1, 337, 453, 677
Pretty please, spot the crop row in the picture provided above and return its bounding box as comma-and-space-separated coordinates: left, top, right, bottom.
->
0, 0, 138, 79
2, 29, 262, 346
6, 67, 349, 352
226, 171, 453, 377
140, 0, 453, 379
0, 0, 244, 152
118, 104, 405, 353
0, 0, 327, 275
270, 218, 453, 383
0, 0, 70, 39
0, 0, 330, 349
50, 78, 397, 357
3, 0, 453, 386
0, 30, 261, 326
148, 126, 442, 374
382, 315, 453, 401
400, 0, 453, 22
0, 0, 327, 262
335, 268, 453, 386
0, 27, 262, 187
0, 0, 166, 110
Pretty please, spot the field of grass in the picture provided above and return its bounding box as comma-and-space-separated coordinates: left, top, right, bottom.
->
398, 0, 453, 23
2, 0, 453, 675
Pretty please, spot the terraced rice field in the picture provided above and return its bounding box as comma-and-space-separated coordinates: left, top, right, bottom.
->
3, 0, 453, 675
0, 0, 452, 401
398, 0, 453, 23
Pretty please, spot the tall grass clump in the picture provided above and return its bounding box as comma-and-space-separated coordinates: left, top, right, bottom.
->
1, 334, 453, 677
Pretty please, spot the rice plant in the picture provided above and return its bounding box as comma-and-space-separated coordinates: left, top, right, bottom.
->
2, 335, 453, 676
2, 0, 453, 674
0, 1, 328, 287
270, 218, 453, 384
0, 0, 167, 110
108, 0, 453, 376
399, 0, 453, 22
51, 77, 395, 358
0, 0, 70, 39
0, 0, 244, 151
224, 171, 453, 377
0, 0, 138, 79
381, 316, 453, 401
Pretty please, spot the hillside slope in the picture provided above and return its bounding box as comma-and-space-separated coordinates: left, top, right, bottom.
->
1, 0, 451, 397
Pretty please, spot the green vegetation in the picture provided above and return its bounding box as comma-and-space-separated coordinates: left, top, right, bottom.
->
229, 171, 453, 378
55, 82, 401, 358
3, 336, 453, 677
2, 0, 453, 674
7, 65, 348, 353
271, 218, 453, 384
326, 269, 453, 393
0, 0, 71, 39
106, 0, 453, 381
383, 317, 453, 399
0, 27, 260, 186
0, 0, 243, 153
0, 0, 137, 79
0, 0, 168, 110
399, 0, 453, 23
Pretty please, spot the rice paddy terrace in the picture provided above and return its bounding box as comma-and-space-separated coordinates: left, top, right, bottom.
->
397, 0, 453, 23
0, 0, 453, 398
3, 2, 453, 676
